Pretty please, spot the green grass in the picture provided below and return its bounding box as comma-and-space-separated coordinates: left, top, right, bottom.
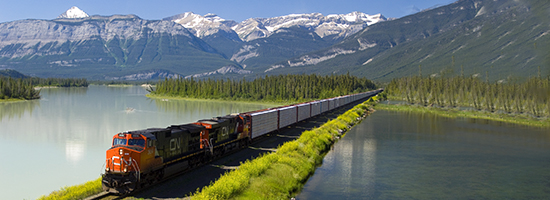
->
376, 103, 550, 128
192, 97, 376, 200
0, 98, 26, 103
37, 177, 102, 200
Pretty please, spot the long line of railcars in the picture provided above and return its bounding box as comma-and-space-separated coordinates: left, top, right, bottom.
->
101, 89, 383, 194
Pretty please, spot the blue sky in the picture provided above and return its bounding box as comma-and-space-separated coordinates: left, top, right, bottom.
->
0, 0, 456, 23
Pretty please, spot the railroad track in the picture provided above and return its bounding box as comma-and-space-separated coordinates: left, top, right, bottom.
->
83, 191, 120, 200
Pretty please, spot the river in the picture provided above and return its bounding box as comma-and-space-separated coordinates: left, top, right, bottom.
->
0, 85, 271, 200
297, 108, 550, 199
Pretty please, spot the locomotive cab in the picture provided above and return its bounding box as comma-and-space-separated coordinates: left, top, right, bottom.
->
102, 130, 163, 193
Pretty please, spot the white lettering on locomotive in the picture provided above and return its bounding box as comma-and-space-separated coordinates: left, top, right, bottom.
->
170, 138, 181, 151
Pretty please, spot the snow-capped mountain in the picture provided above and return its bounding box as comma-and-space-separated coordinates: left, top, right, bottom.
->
57, 6, 89, 19
0, 9, 235, 79
233, 12, 386, 41
166, 12, 386, 42
163, 12, 238, 38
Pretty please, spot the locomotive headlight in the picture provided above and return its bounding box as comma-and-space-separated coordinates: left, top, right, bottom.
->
119, 148, 123, 155
123, 166, 128, 172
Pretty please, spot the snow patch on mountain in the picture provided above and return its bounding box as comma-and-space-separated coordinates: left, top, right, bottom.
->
164, 12, 238, 38
185, 65, 252, 78
265, 47, 356, 72
105, 70, 181, 80
357, 38, 377, 50
288, 48, 356, 67
231, 45, 259, 63
57, 6, 89, 19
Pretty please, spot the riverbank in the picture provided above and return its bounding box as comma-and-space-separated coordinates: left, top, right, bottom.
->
0, 98, 27, 103
191, 97, 376, 199
376, 103, 550, 128
146, 94, 285, 107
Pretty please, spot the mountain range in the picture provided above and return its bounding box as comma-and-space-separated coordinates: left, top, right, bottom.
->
0, 0, 548, 81
265, 0, 549, 81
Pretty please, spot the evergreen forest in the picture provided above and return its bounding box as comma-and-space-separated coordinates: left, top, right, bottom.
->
385, 75, 550, 118
0, 76, 40, 100
149, 74, 377, 102
29, 77, 89, 87
0, 69, 89, 100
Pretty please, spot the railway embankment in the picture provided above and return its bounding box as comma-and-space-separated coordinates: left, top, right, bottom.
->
191, 96, 379, 200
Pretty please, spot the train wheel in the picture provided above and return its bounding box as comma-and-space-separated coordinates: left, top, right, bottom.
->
125, 182, 138, 193
156, 170, 164, 181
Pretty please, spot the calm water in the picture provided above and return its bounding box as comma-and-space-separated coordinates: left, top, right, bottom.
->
298, 109, 550, 199
0, 85, 270, 200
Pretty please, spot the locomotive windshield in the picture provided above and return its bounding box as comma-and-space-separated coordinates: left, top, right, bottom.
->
128, 139, 145, 147
113, 138, 127, 146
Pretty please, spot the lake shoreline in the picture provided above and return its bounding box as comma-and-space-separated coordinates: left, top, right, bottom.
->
146, 94, 285, 107
376, 103, 550, 128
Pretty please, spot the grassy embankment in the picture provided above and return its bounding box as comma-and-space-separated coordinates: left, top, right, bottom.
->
37, 178, 102, 200
191, 96, 378, 200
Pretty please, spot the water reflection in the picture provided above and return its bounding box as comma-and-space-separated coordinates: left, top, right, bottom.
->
41, 86, 89, 96
298, 110, 550, 199
65, 139, 86, 165
0, 99, 39, 121
0, 85, 271, 200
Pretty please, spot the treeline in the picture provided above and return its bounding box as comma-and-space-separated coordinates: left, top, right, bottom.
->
1, 76, 89, 100
0, 76, 40, 100
150, 74, 376, 102
30, 77, 89, 87
386, 75, 550, 118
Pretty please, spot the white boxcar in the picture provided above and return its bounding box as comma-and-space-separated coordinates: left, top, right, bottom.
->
339, 96, 345, 107
250, 109, 278, 139
278, 106, 297, 128
328, 98, 336, 110
345, 95, 351, 104
320, 99, 329, 113
297, 103, 311, 122
311, 101, 321, 116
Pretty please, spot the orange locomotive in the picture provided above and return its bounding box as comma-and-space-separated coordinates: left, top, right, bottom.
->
102, 114, 251, 194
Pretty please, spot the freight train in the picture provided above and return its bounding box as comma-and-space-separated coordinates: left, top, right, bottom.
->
101, 89, 382, 193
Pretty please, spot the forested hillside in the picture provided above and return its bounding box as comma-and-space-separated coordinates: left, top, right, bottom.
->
386, 74, 550, 118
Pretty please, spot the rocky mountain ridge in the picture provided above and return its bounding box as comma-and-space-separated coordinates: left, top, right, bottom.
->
165, 11, 387, 42
0, 7, 388, 79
